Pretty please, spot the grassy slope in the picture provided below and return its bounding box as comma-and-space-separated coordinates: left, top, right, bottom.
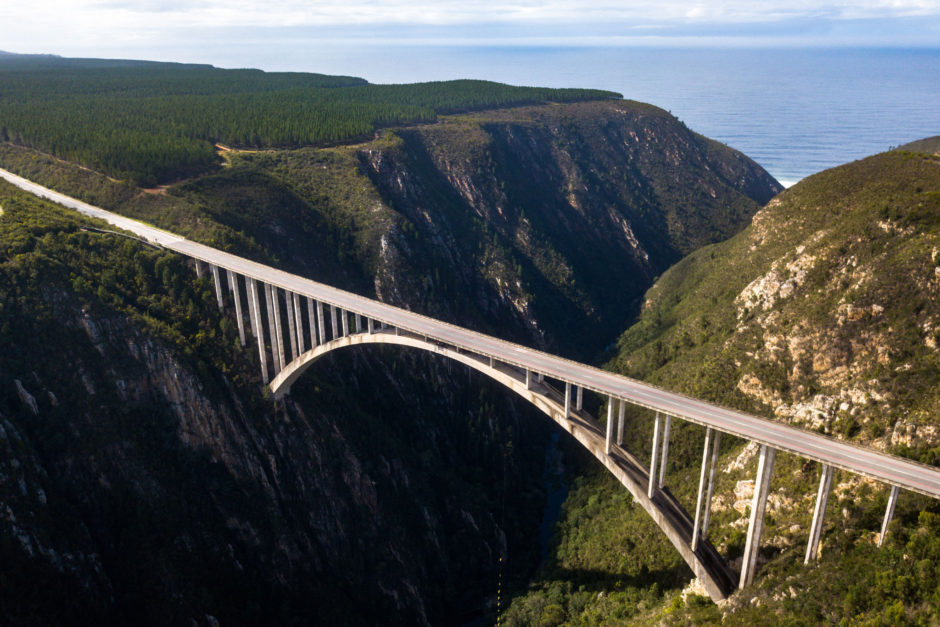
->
505, 151, 940, 625
0, 97, 782, 623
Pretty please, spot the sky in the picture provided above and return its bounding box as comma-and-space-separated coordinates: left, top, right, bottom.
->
2, 0, 939, 69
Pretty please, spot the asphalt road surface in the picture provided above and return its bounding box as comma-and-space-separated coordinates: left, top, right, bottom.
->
4, 167, 940, 499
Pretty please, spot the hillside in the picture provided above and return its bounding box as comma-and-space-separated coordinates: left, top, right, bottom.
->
0, 99, 780, 361
0, 55, 618, 186
505, 149, 940, 624
0, 90, 780, 624
899, 135, 940, 156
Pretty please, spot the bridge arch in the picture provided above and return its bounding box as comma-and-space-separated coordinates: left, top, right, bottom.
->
270, 328, 738, 600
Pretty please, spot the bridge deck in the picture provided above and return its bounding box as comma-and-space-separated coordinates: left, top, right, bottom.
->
4, 166, 940, 500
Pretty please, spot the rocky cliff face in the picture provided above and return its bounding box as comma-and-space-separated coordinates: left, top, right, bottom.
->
351, 101, 781, 358
509, 149, 940, 625
0, 100, 781, 625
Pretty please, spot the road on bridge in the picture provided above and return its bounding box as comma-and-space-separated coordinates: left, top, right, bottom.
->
4, 166, 940, 500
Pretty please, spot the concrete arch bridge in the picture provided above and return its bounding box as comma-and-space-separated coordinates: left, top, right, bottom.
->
5, 167, 940, 602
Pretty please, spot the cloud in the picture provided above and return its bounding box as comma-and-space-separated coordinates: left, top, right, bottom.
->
1, 0, 939, 56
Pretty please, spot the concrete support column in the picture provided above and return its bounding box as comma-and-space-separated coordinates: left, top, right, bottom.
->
702, 431, 721, 538
616, 401, 625, 445
489, 356, 494, 368
879, 485, 900, 547
538, 373, 544, 384
228, 271, 246, 346
692, 427, 715, 551
648, 413, 662, 499
306, 297, 317, 347
285, 292, 298, 361
576, 386, 583, 411
246, 278, 268, 382
194, 259, 204, 278
367, 317, 374, 334
526, 370, 532, 390
330, 305, 339, 339
210, 265, 224, 310
605, 398, 616, 455
265, 284, 285, 373
355, 313, 362, 334
341, 309, 350, 336
658, 415, 672, 487
564, 382, 571, 418
805, 464, 834, 564
317, 301, 326, 343
740, 444, 777, 589
292, 293, 304, 353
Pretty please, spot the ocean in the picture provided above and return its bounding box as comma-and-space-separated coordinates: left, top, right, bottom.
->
252, 46, 940, 187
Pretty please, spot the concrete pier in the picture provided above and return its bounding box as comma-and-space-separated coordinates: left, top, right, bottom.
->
330, 305, 339, 339
265, 284, 285, 372
210, 264, 224, 310
317, 300, 326, 343
605, 398, 615, 455
617, 401, 625, 445
702, 431, 721, 540
285, 291, 298, 361
649, 413, 662, 498
692, 427, 716, 551
740, 444, 776, 589
805, 464, 834, 563
658, 415, 672, 487
564, 382, 571, 418
246, 277, 268, 381
879, 485, 900, 547
307, 297, 317, 347
292, 293, 304, 353
228, 271, 246, 346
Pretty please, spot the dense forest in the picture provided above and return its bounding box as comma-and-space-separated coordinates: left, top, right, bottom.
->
0, 57, 619, 186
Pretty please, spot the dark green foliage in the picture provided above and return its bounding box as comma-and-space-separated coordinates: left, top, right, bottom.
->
0, 57, 618, 185
0, 178, 552, 625
506, 151, 940, 623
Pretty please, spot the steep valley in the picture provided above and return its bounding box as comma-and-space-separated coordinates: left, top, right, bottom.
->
504, 148, 940, 624
0, 99, 779, 625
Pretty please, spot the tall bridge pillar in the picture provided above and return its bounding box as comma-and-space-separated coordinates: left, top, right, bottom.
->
605, 398, 616, 455
292, 293, 304, 354
285, 291, 299, 360
317, 301, 327, 343
306, 297, 317, 347
879, 485, 900, 547
246, 277, 268, 382
805, 464, 834, 563
210, 264, 224, 310
228, 271, 246, 346
265, 284, 285, 372
692, 428, 720, 551
740, 444, 776, 589
648, 413, 662, 498
616, 401, 625, 445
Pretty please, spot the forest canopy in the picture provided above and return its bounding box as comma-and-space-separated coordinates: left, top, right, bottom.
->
0, 56, 620, 186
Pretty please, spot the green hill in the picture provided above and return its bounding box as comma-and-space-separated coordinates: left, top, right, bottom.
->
505, 149, 940, 624
0, 56, 619, 186
898, 136, 940, 156
0, 88, 779, 623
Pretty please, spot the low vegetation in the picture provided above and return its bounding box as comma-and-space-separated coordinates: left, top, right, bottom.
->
0, 57, 618, 186
504, 150, 940, 624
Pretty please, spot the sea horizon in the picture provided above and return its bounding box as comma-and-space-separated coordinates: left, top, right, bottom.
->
194, 44, 938, 187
